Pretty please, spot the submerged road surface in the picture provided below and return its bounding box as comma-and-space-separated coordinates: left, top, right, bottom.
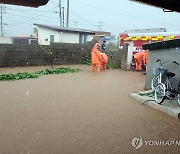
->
0, 65, 180, 154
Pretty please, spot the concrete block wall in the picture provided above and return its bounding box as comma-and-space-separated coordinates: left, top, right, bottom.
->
0, 40, 122, 68
104, 50, 122, 68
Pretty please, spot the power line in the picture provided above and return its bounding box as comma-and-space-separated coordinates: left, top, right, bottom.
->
103, 22, 135, 30
6, 8, 58, 13
70, 7, 96, 27
6, 24, 33, 29
68, 4, 144, 32
5, 12, 58, 24
71, 0, 180, 27
7, 5, 59, 25
98, 22, 103, 31
5, 9, 59, 20
73, 21, 78, 28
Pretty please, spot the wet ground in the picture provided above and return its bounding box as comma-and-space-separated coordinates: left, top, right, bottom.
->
0, 65, 180, 154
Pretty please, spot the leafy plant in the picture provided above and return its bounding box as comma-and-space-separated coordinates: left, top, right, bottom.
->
106, 63, 110, 69
37, 42, 54, 68
108, 61, 118, 69
82, 56, 91, 65
138, 92, 154, 98
0, 67, 82, 81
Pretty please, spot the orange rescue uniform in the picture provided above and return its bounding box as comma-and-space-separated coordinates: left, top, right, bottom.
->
134, 52, 145, 71
101, 53, 108, 70
90, 43, 102, 72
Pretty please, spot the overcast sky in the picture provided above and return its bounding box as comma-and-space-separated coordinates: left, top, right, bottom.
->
2, 0, 180, 37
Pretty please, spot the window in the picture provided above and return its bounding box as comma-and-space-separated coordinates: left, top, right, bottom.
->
79, 33, 83, 44
79, 33, 87, 44
50, 35, 54, 43
84, 34, 87, 43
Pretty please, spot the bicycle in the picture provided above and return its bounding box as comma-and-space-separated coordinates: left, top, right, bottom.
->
151, 59, 179, 91
153, 60, 180, 105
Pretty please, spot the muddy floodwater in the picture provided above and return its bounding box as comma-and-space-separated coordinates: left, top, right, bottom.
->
0, 65, 180, 154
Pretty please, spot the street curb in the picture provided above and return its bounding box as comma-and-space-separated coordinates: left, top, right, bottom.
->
130, 90, 180, 118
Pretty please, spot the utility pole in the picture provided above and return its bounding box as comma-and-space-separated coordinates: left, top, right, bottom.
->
59, 0, 62, 27
66, 0, 69, 27
98, 22, 103, 31
1, 4, 4, 37
62, 7, 65, 27
74, 21, 78, 28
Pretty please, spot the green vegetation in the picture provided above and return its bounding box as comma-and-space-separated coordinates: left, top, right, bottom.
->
37, 42, 54, 68
106, 64, 110, 69
0, 67, 82, 81
82, 55, 119, 69
138, 92, 154, 98
82, 56, 91, 65
107, 61, 118, 69
111, 61, 118, 69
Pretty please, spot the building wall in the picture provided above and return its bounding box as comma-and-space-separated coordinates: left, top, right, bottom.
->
145, 47, 180, 89
0, 37, 13, 44
87, 35, 93, 42
38, 27, 94, 45
60, 32, 79, 43
38, 27, 60, 45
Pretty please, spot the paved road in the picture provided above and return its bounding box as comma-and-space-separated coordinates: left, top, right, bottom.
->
0, 65, 180, 154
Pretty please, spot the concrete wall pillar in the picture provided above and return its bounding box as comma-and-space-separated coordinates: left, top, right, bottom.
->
121, 43, 133, 70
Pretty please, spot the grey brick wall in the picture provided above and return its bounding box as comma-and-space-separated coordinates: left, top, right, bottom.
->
0, 40, 122, 68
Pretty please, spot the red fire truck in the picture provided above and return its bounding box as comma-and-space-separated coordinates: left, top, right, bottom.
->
119, 30, 180, 52
119, 29, 180, 70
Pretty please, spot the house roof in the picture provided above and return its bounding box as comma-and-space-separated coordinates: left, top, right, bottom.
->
130, 0, 180, 12
142, 39, 180, 50
34, 24, 97, 35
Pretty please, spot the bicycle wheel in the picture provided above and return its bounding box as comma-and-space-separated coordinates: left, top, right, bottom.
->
151, 75, 160, 91
155, 83, 166, 104
178, 94, 180, 106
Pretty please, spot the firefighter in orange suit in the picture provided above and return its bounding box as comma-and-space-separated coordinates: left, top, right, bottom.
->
90, 42, 102, 72
144, 50, 149, 72
134, 52, 145, 71
101, 53, 108, 70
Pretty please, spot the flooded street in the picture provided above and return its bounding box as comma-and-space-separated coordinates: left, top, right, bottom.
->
0, 65, 180, 154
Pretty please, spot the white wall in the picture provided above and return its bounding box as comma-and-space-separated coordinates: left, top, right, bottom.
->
60, 32, 79, 43
145, 47, 180, 89
38, 27, 60, 45
38, 27, 94, 45
87, 35, 93, 42
0, 37, 13, 44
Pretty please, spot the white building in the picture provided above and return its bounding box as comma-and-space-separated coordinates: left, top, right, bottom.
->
0, 37, 13, 44
34, 24, 96, 45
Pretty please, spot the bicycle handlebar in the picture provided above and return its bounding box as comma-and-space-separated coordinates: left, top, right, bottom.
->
156, 59, 179, 67
173, 61, 179, 65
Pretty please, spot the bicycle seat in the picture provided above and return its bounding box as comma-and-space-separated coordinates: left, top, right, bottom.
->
166, 72, 175, 78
